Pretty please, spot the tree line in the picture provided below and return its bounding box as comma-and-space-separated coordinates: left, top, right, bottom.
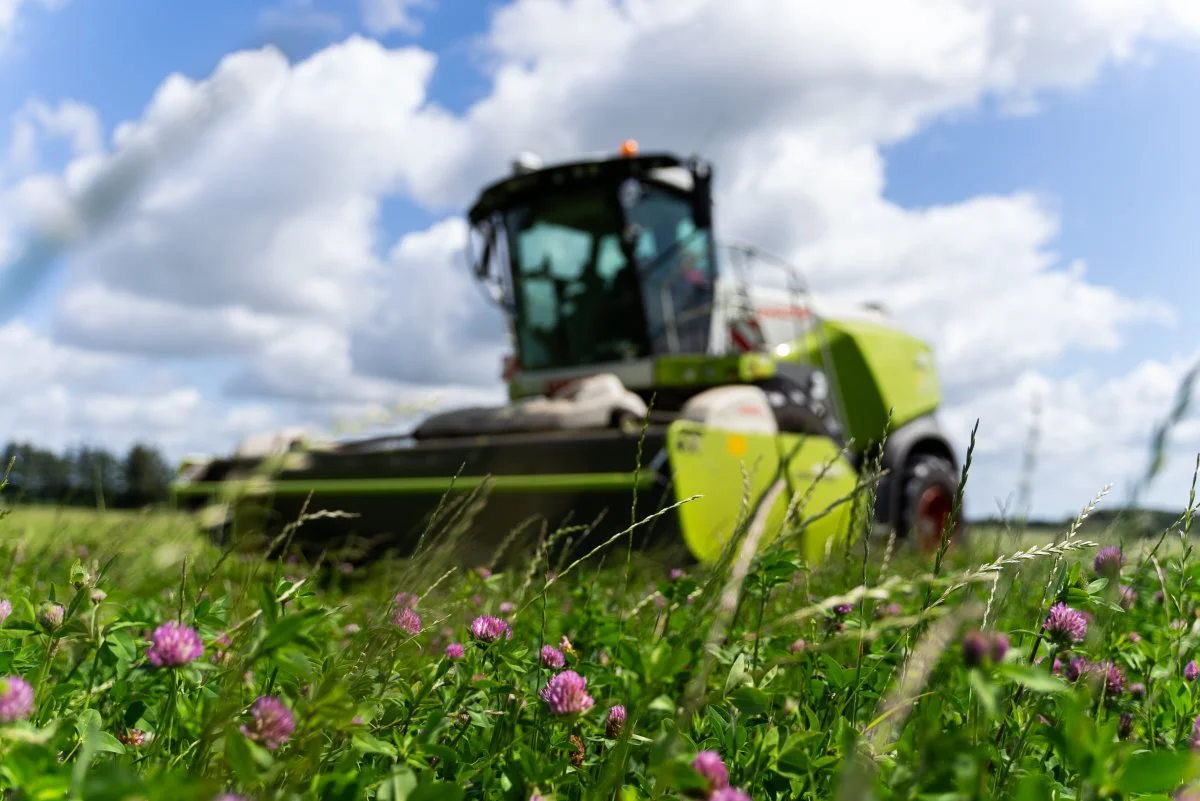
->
1, 441, 175, 509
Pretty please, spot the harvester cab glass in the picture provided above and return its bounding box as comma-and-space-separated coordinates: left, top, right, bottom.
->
468, 146, 719, 375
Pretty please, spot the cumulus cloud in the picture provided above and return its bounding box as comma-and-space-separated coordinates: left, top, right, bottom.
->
3, 0, 1200, 515
359, 0, 431, 36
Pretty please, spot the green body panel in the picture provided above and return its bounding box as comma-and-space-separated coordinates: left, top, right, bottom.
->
652, 353, 777, 387
785, 318, 941, 445
664, 420, 860, 564
172, 470, 657, 498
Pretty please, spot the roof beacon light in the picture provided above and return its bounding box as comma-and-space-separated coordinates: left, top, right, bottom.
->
619, 139, 639, 157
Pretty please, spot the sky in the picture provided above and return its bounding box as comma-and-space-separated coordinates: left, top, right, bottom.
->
0, 0, 1198, 523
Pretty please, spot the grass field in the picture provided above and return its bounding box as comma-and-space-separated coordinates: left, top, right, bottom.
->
0, 469, 1199, 800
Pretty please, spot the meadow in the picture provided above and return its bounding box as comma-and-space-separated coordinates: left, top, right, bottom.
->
1, 456, 1200, 800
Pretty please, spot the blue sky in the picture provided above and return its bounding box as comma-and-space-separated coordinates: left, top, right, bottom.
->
1, 0, 1198, 520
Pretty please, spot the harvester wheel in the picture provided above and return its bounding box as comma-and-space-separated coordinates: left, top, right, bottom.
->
898, 454, 963, 554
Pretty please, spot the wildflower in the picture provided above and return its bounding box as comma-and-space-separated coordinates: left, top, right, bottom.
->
877, 602, 903, 618
499, 601, 516, 614
1188, 661, 1199, 682
37, 602, 64, 631
961, 630, 990, 668
475, 566, 492, 580
1130, 681, 1147, 698
1095, 660, 1126, 696
119, 728, 147, 747
469, 615, 511, 643
1190, 715, 1200, 749
540, 645, 565, 669
1119, 585, 1136, 610
1065, 656, 1089, 682
0, 599, 10, 625
90, 589, 106, 604
1130, 631, 1142, 643
240, 695, 295, 750
605, 704, 626, 738
1093, 546, 1124, 578
789, 638, 806, 654
990, 633, 1010, 663
692, 750, 729, 791
344, 623, 361, 634
1043, 602, 1088, 646
1118, 712, 1133, 740
393, 607, 422, 636
560, 635, 575, 655
213, 795, 250, 801
146, 621, 204, 667
1155, 590, 1165, 605
445, 642, 465, 659
539, 670, 595, 716
0, 676, 34, 722
710, 790, 752, 801
569, 733, 585, 767
833, 603, 853, 616
394, 592, 418, 609
338, 562, 354, 575
670, 568, 685, 581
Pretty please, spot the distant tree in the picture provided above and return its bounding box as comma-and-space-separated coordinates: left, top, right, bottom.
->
69, 445, 125, 508
120, 443, 173, 508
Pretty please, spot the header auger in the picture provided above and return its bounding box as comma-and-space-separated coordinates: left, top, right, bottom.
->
174, 140, 965, 567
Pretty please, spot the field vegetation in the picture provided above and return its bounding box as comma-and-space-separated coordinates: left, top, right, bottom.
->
0, 387, 1199, 800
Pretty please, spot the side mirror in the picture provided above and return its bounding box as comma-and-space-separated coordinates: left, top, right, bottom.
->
689, 157, 713, 230
472, 222, 496, 281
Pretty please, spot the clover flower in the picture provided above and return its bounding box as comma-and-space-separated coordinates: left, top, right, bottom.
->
146, 621, 204, 667
1119, 585, 1137, 610
693, 750, 729, 791
393, 607, 422, 636
37, 602, 64, 631
240, 695, 295, 750
394, 592, 418, 609
710, 790, 752, 801
469, 615, 511, 644
540, 645, 565, 669
0, 599, 10, 625
445, 642, 465, 659
605, 704, 626, 738
0, 676, 33, 722
538, 670, 594, 716
1094, 546, 1125, 578
1043, 603, 1088, 645
1187, 660, 1199, 682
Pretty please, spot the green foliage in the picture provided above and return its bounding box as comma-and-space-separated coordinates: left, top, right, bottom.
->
1, 460, 1200, 801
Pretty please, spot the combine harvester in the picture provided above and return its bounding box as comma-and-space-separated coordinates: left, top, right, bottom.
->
174, 141, 964, 566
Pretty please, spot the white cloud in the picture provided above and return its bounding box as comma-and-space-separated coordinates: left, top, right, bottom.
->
4, 98, 102, 178
3, 1, 1200, 516
359, 0, 431, 36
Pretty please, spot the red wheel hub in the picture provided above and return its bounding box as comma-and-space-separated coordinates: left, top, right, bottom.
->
914, 485, 954, 552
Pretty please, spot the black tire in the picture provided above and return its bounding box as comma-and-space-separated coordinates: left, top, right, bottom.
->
896, 453, 964, 553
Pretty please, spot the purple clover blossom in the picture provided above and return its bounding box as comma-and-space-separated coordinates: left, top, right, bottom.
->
538, 670, 594, 716
692, 750, 729, 791
710, 790, 752, 801
1094, 545, 1125, 578
1065, 656, 1089, 682
1191, 715, 1200, 750
146, 621, 204, 667
469, 615, 512, 644
1095, 660, 1126, 697
789, 638, 806, 654
37, 602, 64, 631
1119, 585, 1137, 610
961, 630, 990, 668
670, 568, 685, 581
991, 633, 1010, 663
1188, 661, 1200, 682
540, 645, 565, 669
605, 704, 626, 738
1130, 681, 1147, 698
0, 675, 34, 722
445, 642, 465, 659
499, 601, 516, 614
393, 607, 422, 636
0, 599, 10, 625
1043, 602, 1088, 646
240, 695, 295, 750
833, 603, 853, 616
394, 592, 418, 609
1118, 712, 1133, 740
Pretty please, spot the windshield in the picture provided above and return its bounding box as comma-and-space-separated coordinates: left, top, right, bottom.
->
501, 178, 715, 372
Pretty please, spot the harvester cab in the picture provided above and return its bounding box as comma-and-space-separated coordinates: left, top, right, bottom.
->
174, 141, 965, 567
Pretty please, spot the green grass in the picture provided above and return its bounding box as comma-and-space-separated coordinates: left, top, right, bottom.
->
1, 463, 1199, 801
